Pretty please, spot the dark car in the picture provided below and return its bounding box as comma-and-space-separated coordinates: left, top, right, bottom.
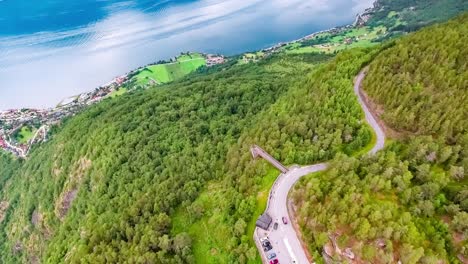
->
262, 241, 271, 247
263, 244, 272, 252
273, 222, 278, 230
282, 216, 288, 224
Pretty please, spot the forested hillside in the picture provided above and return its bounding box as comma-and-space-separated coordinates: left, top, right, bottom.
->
173, 48, 382, 263
292, 15, 468, 263
1, 53, 302, 263
363, 14, 467, 141
0, 48, 380, 263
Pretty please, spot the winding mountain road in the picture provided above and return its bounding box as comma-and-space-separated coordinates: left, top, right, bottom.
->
253, 69, 386, 263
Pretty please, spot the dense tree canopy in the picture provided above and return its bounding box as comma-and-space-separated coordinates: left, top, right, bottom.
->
363, 14, 468, 142
293, 15, 468, 263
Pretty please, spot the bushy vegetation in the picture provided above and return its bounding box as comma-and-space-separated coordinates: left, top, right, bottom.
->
293, 140, 467, 263
0, 152, 18, 191
292, 15, 468, 263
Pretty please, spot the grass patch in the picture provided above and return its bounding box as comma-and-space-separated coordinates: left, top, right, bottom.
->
283, 26, 386, 54
14, 126, 36, 144
133, 53, 206, 85
285, 46, 323, 54
246, 166, 279, 242
171, 181, 233, 264
171, 164, 279, 264
387, 11, 398, 18
109, 88, 127, 98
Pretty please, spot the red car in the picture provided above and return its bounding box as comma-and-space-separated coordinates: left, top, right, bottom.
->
270, 259, 279, 264
282, 216, 288, 224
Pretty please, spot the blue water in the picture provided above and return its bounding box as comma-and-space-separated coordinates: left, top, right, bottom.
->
0, 0, 373, 109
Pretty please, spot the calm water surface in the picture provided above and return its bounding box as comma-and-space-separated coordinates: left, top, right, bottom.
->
0, 0, 373, 109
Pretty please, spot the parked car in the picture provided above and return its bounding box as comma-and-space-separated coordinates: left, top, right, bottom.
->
273, 222, 278, 230
262, 241, 271, 248
282, 216, 288, 224
267, 252, 277, 260
269, 259, 279, 264
263, 244, 272, 252
260, 236, 269, 243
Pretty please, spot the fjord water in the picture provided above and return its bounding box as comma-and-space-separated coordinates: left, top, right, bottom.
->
0, 0, 373, 109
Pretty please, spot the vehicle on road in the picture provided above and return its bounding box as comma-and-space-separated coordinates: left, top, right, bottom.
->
267, 252, 277, 260
273, 222, 278, 230
282, 216, 288, 224
260, 237, 269, 243
269, 259, 279, 264
263, 244, 272, 252
262, 241, 272, 247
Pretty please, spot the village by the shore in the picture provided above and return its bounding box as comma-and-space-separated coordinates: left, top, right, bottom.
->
0, 53, 226, 158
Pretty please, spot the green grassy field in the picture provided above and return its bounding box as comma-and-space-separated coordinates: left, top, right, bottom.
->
14, 126, 36, 144
109, 87, 127, 98
133, 53, 206, 85
284, 44, 322, 54
282, 26, 386, 54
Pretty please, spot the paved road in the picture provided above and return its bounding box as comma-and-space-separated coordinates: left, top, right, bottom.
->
354, 70, 385, 154
254, 70, 386, 263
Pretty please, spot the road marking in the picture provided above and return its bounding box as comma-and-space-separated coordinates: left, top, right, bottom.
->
283, 238, 297, 263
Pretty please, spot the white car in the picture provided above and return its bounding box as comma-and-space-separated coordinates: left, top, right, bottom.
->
267, 252, 277, 260
260, 236, 269, 243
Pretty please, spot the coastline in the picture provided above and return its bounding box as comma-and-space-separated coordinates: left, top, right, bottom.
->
0, 2, 377, 158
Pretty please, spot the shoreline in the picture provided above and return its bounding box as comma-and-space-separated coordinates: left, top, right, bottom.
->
1, 2, 377, 113
0, 2, 377, 158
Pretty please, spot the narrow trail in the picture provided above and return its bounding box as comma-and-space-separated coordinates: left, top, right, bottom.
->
253, 69, 386, 263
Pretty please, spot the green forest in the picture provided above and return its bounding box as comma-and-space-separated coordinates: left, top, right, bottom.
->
292, 14, 467, 263
0, 49, 378, 263
363, 14, 467, 141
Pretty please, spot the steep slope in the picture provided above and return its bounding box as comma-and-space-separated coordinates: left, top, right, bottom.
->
0, 54, 310, 263
363, 14, 467, 141
173, 48, 383, 263
0, 50, 380, 263
292, 15, 468, 263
